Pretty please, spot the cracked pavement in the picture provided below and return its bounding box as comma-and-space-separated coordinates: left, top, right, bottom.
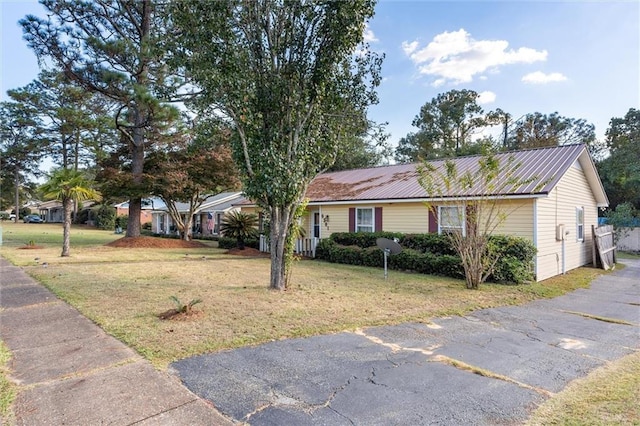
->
171, 259, 640, 425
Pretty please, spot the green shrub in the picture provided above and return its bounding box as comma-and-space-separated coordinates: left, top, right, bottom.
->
220, 211, 259, 249
487, 235, 536, 283
96, 205, 116, 230
218, 236, 259, 250
329, 232, 405, 248
218, 236, 237, 249
400, 233, 456, 255
317, 232, 533, 284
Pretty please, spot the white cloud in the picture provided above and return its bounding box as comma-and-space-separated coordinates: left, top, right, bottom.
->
522, 71, 568, 84
402, 29, 547, 85
401, 40, 419, 55
477, 91, 496, 104
363, 24, 378, 43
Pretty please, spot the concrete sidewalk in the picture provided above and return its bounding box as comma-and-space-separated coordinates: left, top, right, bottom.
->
0, 258, 233, 426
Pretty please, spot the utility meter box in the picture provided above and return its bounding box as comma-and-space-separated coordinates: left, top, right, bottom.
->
556, 224, 565, 241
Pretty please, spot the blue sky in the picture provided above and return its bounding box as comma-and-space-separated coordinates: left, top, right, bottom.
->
2, 1, 639, 154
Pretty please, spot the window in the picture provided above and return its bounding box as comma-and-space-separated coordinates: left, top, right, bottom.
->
576, 207, 584, 241
313, 212, 320, 238
438, 206, 464, 235
356, 208, 374, 233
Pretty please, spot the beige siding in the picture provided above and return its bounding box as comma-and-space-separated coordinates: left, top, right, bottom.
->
383, 203, 430, 233
318, 204, 355, 235
535, 161, 599, 281
487, 200, 534, 240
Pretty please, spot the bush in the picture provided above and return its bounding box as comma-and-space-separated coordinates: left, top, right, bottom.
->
218, 236, 259, 250
75, 209, 88, 224
330, 232, 405, 248
317, 232, 534, 284
400, 233, 457, 255
96, 205, 116, 230
317, 239, 465, 279
487, 235, 536, 283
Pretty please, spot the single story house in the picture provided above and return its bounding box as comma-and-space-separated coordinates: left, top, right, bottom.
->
241, 144, 608, 281
151, 192, 244, 236
114, 200, 154, 225
37, 200, 64, 223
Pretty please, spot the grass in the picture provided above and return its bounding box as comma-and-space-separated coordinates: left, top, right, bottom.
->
527, 351, 640, 425
0, 222, 609, 369
617, 251, 640, 260
0, 340, 15, 424
3, 222, 636, 423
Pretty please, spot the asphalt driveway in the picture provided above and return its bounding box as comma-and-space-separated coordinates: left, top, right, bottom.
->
171, 260, 640, 425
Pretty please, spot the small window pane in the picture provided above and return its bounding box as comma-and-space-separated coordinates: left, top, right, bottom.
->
576, 207, 584, 241
356, 208, 373, 233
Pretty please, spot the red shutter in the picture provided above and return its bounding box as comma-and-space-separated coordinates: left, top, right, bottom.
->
349, 208, 355, 232
428, 208, 438, 233
375, 207, 383, 232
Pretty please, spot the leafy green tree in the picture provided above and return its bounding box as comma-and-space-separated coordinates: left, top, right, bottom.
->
328, 112, 390, 172
40, 168, 101, 256
604, 202, 639, 242
598, 108, 640, 210
507, 112, 596, 150
418, 154, 541, 289
395, 89, 491, 162
22, 0, 183, 238
146, 122, 240, 241
220, 211, 259, 250
0, 100, 47, 222
172, 0, 382, 289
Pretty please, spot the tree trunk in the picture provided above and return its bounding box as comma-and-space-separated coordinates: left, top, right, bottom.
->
127, 113, 145, 238
14, 168, 20, 223
126, 0, 151, 238
269, 205, 292, 290
61, 197, 72, 257
182, 214, 193, 241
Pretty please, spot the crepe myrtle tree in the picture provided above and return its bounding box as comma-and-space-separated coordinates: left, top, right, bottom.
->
172, 0, 383, 290
418, 153, 543, 289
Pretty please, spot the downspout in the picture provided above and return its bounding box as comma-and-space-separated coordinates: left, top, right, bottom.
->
562, 237, 566, 275
533, 199, 538, 279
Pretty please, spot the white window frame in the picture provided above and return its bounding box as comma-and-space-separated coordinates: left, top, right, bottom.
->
356, 207, 374, 233
438, 205, 465, 236
576, 207, 584, 242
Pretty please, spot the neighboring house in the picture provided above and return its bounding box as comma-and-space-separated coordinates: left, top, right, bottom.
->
240, 144, 608, 281
37, 200, 64, 223
114, 200, 155, 225
151, 192, 244, 236
37, 200, 98, 224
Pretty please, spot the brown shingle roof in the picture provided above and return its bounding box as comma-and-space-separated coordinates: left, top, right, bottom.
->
305, 144, 607, 205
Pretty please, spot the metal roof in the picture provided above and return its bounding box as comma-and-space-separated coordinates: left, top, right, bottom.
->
305, 144, 608, 206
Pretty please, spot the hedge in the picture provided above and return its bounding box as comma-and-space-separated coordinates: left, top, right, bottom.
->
218, 236, 259, 250
317, 232, 536, 284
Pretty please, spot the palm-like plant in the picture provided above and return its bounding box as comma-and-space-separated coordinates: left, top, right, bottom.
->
40, 168, 102, 257
220, 211, 259, 250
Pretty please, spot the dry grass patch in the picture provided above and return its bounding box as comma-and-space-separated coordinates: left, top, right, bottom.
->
0, 222, 610, 369
527, 351, 640, 425
20, 252, 604, 369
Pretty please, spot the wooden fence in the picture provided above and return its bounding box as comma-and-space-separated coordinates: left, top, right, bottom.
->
259, 235, 319, 258
592, 224, 616, 270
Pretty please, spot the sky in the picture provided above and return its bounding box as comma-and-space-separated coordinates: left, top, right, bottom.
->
1, 0, 639, 158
